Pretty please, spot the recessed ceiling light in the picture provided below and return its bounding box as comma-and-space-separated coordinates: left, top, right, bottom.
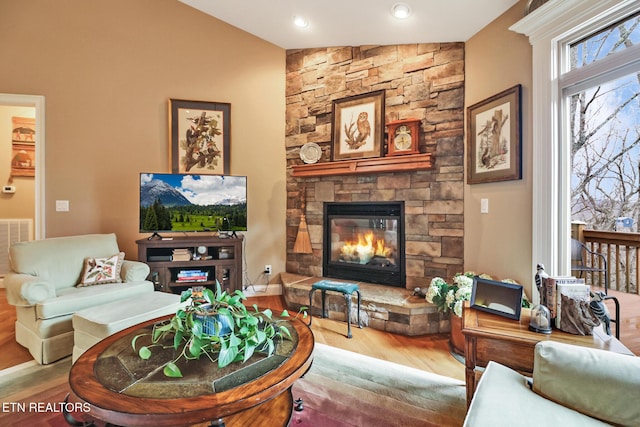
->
293, 15, 309, 28
391, 2, 412, 19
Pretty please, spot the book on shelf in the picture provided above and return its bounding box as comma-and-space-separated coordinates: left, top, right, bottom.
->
171, 248, 193, 261
176, 277, 208, 282
556, 281, 590, 329
177, 276, 208, 281
542, 276, 585, 320
176, 270, 209, 282
177, 270, 207, 277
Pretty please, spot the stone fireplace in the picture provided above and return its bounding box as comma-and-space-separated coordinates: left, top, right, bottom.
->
323, 201, 404, 287
283, 44, 465, 336
284, 43, 466, 291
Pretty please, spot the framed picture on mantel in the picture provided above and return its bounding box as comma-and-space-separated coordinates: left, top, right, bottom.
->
331, 90, 385, 161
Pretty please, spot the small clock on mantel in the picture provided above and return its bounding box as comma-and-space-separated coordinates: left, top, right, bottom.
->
386, 118, 421, 156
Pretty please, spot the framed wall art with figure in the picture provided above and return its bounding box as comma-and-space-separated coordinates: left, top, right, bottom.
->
11, 143, 35, 177
331, 90, 385, 161
467, 85, 522, 184
10, 117, 36, 177
169, 99, 230, 175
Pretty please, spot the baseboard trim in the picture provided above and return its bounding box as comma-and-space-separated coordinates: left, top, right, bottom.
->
243, 283, 282, 296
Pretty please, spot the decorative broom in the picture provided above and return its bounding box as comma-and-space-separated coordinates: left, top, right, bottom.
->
293, 189, 312, 254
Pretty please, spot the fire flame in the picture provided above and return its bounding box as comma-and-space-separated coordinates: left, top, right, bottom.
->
340, 231, 393, 264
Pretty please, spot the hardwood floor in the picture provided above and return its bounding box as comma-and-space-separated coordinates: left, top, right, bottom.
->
1, 288, 639, 378
0, 289, 32, 370
601, 286, 640, 354
0, 290, 464, 378
255, 295, 465, 380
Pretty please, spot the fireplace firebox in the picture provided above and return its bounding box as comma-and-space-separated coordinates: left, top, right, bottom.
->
323, 202, 405, 287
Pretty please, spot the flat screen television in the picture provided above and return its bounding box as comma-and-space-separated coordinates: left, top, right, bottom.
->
139, 173, 247, 233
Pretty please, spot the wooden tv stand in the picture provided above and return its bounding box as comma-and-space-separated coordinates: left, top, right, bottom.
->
136, 235, 243, 294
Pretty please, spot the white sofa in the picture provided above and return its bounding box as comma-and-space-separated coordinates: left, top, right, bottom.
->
4, 233, 154, 364
464, 340, 640, 426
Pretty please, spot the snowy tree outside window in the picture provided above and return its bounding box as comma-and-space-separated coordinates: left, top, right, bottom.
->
568, 12, 640, 232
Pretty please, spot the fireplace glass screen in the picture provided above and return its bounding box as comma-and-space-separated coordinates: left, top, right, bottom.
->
323, 202, 404, 287
329, 217, 398, 268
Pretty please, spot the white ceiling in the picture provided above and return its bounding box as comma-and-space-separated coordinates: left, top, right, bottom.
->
178, 0, 521, 49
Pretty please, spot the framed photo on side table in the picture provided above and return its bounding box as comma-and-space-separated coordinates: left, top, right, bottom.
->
470, 276, 523, 320
467, 85, 521, 184
169, 99, 230, 175
331, 90, 385, 161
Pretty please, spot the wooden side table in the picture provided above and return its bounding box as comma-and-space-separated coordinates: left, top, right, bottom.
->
461, 303, 633, 407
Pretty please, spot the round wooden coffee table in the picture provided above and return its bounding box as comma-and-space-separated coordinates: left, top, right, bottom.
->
68, 315, 314, 427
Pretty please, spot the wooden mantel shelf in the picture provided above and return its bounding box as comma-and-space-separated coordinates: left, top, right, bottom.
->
291, 153, 433, 177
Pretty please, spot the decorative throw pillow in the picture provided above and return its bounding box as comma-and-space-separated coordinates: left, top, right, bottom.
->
77, 252, 124, 287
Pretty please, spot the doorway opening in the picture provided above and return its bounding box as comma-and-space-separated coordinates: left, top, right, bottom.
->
0, 94, 45, 242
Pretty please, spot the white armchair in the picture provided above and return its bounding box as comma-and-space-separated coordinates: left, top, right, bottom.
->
5, 233, 154, 364
464, 341, 640, 426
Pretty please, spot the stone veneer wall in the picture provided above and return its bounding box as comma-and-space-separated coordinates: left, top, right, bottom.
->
285, 44, 465, 289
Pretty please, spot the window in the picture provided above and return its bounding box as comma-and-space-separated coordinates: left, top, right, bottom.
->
564, 13, 640, 230
570, 12, 640, 68
511, 0, 639, 300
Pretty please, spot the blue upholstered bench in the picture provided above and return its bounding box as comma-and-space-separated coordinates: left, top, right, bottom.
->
308, 280, 362, 338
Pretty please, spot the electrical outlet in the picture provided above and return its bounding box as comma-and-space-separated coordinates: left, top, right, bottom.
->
264, 264, 272, 274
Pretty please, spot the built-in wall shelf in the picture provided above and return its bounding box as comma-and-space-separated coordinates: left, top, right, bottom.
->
290, 153, 433, 177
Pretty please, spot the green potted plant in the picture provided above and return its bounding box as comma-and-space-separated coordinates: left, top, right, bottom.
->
132, 282, 306, 377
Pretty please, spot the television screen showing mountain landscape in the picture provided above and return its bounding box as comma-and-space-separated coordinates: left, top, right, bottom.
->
140, 173, 247, 232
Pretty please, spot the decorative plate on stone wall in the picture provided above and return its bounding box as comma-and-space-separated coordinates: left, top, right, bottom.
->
300, 142, 322, 164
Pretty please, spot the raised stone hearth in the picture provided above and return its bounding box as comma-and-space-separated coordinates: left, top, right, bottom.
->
281, 272, 451, 336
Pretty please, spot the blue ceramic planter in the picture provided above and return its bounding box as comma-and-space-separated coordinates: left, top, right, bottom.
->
195, 305, 233, 336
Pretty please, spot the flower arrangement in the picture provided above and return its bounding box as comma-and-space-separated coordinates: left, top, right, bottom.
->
425, 272, 529, 317
425, 272, 477, 317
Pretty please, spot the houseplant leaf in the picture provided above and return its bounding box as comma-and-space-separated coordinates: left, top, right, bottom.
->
243, 343, 256, 362
189, 337, 204, 358
278, 324, 292, 340
218, 341, 237, 368
163, 362, 183, 378
173, 329, 184, 349
138, 346, 152, 360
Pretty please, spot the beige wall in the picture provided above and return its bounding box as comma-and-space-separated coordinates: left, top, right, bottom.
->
464, 0, 533, 295
0, 0, 286, 283
0, 106, 35, 220
0, 0, 537, 296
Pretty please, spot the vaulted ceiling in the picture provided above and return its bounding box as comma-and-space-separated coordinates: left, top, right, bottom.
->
179, 0, 521, 49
